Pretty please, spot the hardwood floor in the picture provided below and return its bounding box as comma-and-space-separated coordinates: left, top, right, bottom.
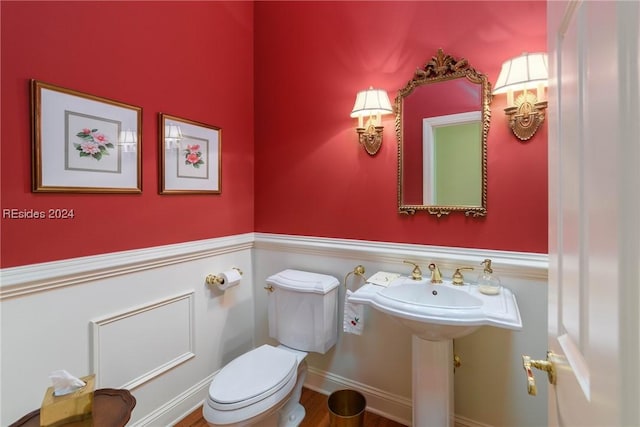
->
174, 387, 407, 426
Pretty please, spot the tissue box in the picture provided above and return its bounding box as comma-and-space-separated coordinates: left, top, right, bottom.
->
40, 374, 95, 427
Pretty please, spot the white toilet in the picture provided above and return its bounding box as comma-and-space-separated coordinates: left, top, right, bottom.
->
203, 269, 340, 427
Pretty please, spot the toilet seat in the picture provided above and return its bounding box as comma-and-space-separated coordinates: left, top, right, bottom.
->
208, 345, 298, 411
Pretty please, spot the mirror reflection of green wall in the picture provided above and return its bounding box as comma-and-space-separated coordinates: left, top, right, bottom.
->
422, 111, 482, 207
433, 122, 482, 206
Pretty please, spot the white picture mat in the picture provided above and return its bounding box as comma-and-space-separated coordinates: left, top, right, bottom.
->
39, 86, 140, 190
162, 117, 220, 192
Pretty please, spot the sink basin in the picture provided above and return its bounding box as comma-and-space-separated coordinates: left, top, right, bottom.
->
347, 274, 523, 426
348, 277, 522, 341
376, 281, 485, 340
380, 282, 483, 309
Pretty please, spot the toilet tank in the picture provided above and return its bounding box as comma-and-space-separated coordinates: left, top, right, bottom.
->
267, 269, 339, 354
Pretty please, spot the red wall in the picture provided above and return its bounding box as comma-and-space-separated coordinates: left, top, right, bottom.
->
254, 1, 548, 253
1, 2, 255, 267
1, 1, 548, 269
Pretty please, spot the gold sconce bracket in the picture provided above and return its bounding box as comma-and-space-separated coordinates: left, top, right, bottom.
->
504, 93, 548, 141
357, 125, 384, 155
493, 52, 549, 141
351, 87, 392, 156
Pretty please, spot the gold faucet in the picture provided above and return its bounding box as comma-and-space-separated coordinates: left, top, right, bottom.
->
452, 267, 474, 286
403, 261, 422, 280
428, 263, 443, 283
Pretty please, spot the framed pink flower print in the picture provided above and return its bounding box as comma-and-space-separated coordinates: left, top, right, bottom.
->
159, 113, 221, 194
31, 80, 142, 193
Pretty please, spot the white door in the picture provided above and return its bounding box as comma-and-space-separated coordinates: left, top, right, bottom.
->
547, 1, 640, 425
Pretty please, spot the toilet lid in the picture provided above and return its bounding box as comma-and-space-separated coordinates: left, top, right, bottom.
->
209, 345, 297, 409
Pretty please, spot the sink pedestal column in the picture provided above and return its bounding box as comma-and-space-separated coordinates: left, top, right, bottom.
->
412, 336, 454, 426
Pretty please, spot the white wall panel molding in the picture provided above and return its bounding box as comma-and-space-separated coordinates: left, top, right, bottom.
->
254, 233, 548, 280
2, 232, 543, 426
131, 373, 214, 427
1, 235, 253, 426
90, 292, 195, 390
0, 233, 254, 300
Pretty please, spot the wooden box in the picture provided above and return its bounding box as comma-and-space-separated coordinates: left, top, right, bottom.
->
40, 374, 95, 427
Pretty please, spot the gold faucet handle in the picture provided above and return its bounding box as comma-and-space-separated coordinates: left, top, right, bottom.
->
403, 261, 422, 280
452, 267, 474, 285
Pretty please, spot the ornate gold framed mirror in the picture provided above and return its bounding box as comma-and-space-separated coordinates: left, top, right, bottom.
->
395, 49, 491, 217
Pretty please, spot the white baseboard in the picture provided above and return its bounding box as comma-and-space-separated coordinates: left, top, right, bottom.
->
129, 366, 492, 427
454, 414, 495, 427
305, 367, 492, 427
305, 366, 413, 426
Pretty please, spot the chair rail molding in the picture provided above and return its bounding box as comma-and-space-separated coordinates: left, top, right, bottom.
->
254, 233, 548, 280
0, 233, 255, 300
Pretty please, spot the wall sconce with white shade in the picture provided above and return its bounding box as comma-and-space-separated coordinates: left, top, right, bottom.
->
164, 123, 183, 150
350, 87, 393, 155
493, 52, 548, 141
118, 129, 138, 153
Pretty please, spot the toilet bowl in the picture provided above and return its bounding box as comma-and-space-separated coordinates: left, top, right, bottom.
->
203, 269, 339, 427
204, 345, 308, 427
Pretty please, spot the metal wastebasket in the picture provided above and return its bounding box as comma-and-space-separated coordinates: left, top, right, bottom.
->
327, 389, 366, 427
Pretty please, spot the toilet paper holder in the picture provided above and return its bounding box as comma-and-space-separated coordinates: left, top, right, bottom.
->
206, 267, 243, 286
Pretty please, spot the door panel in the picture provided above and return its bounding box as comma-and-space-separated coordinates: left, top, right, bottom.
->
548, 1, 640, 425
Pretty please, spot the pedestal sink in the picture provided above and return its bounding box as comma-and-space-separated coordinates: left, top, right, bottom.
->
348, 276, 522, 427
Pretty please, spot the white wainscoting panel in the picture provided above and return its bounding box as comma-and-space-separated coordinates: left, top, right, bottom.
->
0, 233, 254, 426
133, 373, 214, 427
91, 292, 195, 389
253, 233, 548, 427
2, 232, 547, 427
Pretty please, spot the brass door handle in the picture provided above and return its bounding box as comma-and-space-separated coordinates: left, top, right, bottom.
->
522, 351, 556, 396
453, 354, 461, 369
264, 284, 274, 293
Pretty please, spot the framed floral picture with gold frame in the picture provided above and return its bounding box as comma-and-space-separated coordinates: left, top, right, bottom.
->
31, 80, 142, 193
159, 113, 221, 194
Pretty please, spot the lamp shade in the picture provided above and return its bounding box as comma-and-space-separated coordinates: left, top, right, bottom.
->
119, 129, 137, 144
165, 124, 183, 139
493, 53, 548, 94
350, 87, 393, 117
118, 130, 138, 153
